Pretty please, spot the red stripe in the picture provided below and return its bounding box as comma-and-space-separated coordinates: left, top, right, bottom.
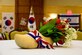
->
36, 37, 41, 42
42, 40, 54, 49
33, 30, 37, 36
42, 40, 49, 44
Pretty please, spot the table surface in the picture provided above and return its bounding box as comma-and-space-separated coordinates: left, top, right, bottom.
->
0, 40, 82, 55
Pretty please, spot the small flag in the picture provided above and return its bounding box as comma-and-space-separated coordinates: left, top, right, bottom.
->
28, 6, 36, 31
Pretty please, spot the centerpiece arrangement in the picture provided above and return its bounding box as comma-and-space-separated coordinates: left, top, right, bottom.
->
39, 18, 77, 47
14, 18, 77, 49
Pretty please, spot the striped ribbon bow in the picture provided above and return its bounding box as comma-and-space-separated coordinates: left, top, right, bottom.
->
28, 30, 54, 49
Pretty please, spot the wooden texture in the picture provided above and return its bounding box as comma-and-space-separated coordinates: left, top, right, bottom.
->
15, 0, 30, 31
15, 0, 44, 31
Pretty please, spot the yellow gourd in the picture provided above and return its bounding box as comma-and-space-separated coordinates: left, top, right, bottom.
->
14, 32, 53, 49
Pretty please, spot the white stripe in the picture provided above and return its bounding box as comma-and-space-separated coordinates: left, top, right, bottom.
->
29, 32, 35, 36
48, 44, 51, 49
42, 42, 47, 46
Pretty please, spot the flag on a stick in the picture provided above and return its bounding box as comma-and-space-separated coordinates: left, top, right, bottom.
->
28, 6, 36, 31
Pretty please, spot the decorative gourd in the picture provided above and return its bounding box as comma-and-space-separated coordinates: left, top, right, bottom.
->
14, 30, 53, 49
14, 34, 38, 49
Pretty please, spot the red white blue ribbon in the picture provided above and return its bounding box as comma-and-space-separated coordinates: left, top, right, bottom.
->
28, 30, 54, 49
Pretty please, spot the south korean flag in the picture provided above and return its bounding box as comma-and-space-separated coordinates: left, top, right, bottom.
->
2, 13, 14, 33
28, 6, 36, 31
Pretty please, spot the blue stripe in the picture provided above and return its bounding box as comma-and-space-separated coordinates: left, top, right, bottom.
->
70, 23, 79, 25
28, 33, 36, 39
39, 40, 45, 48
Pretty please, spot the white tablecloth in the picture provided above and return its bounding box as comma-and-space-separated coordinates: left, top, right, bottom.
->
0, 40, 82, 55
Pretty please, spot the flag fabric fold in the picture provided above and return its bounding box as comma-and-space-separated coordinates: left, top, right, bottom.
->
28, 30, 54, 49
